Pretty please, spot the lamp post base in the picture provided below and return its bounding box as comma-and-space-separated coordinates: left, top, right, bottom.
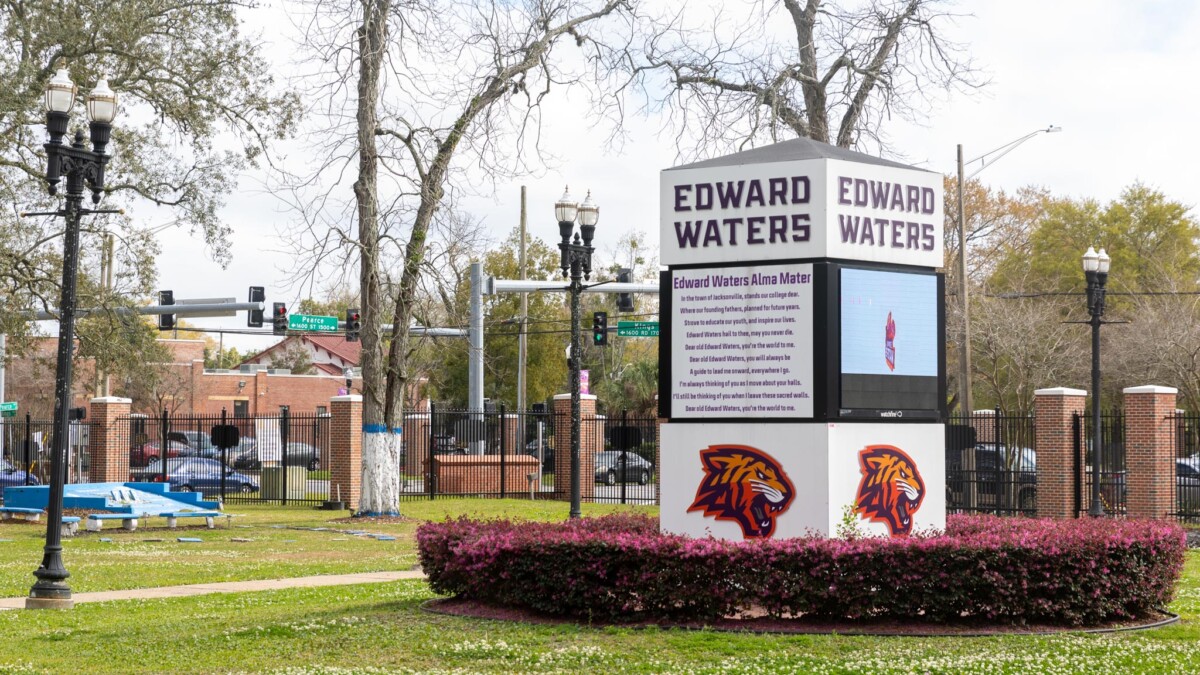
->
1087, 500, 1106, 518
25, 588, 73, 610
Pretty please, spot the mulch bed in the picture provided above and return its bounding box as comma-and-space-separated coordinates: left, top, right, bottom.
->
423, 598, 1178, 637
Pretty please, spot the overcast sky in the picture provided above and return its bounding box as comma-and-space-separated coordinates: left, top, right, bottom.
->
142, 0, 1200, 354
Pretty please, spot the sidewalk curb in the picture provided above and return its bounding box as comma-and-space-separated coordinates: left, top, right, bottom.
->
0, 570, 427, 610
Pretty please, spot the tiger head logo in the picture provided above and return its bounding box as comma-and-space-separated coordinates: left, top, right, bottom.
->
854, 445, 925, 537
688, 445, 795, 539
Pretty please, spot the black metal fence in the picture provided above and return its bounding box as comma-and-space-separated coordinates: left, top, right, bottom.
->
1074, 410, 1126, 516
398, 406, 658, 505
1172, 412, 1200, 521
945, 410, 1036, 516
119, 409, 330, 506
0, 414, 93, 495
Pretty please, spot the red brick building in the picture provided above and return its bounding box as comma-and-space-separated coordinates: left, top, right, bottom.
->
4, 335, 435, 419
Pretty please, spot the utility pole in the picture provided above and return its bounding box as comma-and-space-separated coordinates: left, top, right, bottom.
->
518, 186, 528, 414
97, 233, 114, 396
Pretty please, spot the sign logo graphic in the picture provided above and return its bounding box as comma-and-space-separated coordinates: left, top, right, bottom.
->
884, 311, 896, 371
854, 445, 925, 537
688, 445, 795, 538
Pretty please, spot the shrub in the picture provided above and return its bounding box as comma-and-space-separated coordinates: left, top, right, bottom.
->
416, 514, 1185, 626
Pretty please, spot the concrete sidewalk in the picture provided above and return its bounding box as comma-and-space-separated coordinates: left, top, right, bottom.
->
0, 570, 427, 609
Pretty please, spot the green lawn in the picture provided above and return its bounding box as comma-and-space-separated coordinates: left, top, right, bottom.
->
0, 502, 1196, 674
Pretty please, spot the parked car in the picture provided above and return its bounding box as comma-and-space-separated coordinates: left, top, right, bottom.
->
945, 443, 1037, 511
1178, 458, 1200, 510
524, 440, 554, 472
0, 458, 39, 486
1101, 458, 1200, 510
167, 430, 220, 459
594, 450, 652, 486
130, 440, 194, 467
232, 441, 321, 471
132, 457, 259, 493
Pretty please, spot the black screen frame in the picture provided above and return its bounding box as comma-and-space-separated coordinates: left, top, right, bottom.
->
659, 259, 946, 423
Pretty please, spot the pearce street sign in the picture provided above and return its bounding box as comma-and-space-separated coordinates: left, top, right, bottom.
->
0, 402, 16, 418
287, 314, 339, 333
617, 321, 660, 337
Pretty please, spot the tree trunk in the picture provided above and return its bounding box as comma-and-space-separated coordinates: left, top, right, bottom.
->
354, 0, 401, 516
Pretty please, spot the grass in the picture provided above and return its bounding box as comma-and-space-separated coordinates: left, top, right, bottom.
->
0, 501, 1196, 673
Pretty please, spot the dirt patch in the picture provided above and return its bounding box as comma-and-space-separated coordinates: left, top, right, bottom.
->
331, 514, 415, 526
423, 598, 1179, 637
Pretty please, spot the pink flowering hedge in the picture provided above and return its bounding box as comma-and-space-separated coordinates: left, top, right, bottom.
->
416, 513, 1185, 626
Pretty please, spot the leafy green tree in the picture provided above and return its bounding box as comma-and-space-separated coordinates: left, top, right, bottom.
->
978, 184, 1200, 410
0, 0, 297, 351
990, 184, 1200, 298
428, 229, 568, 408
205, 346, 243, 370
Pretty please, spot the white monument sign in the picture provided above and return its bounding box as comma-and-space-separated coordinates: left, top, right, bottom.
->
660, 140, 943, 268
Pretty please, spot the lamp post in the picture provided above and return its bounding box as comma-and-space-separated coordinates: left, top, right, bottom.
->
26, 69, 119, 609
1083, 246, 1111, 518
555, 187, 598, 520
956, 125, 1062, 415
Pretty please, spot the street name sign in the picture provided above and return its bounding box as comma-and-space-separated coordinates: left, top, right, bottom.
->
288, 314, 339, 332
1, 402, 16, 418
617, 321, 660, 337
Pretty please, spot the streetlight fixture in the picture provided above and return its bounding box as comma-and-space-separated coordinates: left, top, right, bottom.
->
25, 69, 120, 609
556, 187, 598, 520
1083, 245, 1111, 518
955, 125, 1062, 415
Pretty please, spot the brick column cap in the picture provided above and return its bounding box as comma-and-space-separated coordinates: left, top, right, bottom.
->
1123, 385, 1178, 395
1034, 387, 1087, 397
330, 395, 362, 402
554, 393, 597, 401
90, 396, 132, 404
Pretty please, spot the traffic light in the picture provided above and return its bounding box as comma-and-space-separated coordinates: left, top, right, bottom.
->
616, 268, 634, 313
592, 311, 608, 346
248, 286, 265, 327
345, 307, 361, 342
157, 290, 175, 331
272, 302, 288, 335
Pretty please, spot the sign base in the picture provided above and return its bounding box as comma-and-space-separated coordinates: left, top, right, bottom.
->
660, 422, 945, 540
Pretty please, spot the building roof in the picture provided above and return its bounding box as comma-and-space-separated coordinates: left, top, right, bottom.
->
664, 137, 928, 172
313, 362, 347, 376
306, 334, 362, 365
239, 334, 361, 372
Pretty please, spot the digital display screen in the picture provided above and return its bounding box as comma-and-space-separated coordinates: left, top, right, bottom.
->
840, 268, 939, 414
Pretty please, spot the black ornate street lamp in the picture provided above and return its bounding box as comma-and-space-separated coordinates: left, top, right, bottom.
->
555, 187, 598, 520
1083, 245, 1111, 518
25, 69, 119, 609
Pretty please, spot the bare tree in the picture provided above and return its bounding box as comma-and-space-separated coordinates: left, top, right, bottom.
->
282, 0, 636, 515
637, 0, 980, 154
971, 294, 1086, 415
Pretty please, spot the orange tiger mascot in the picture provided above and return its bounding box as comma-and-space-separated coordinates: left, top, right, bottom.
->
854, 445, 925, 537
688, 445, 795, 538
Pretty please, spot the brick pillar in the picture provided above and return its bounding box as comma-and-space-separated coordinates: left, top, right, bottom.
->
970, 409, 997, 444
503, 414, 520, 456
1034, 387, 1087, 519
553, 393, 597, 502
330, 395, 362, 510
402, 413, 428, 477
1124, 386, 1178, 520
88, 397, 131, 483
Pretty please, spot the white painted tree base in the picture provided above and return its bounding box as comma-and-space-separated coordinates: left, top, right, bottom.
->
359, 429, 403, 516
